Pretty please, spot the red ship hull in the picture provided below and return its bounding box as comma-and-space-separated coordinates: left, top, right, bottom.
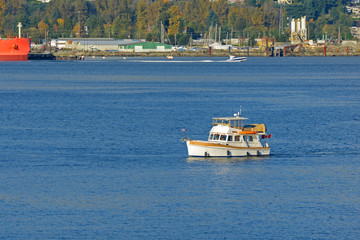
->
0, 38, 31, 61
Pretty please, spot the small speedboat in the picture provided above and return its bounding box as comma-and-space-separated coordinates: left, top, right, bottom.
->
183, 111, 271, 157
166, 56, 174, 60
226, 55, 247, 62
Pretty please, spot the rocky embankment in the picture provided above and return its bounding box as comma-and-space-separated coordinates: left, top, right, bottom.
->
41, 45, 360, 59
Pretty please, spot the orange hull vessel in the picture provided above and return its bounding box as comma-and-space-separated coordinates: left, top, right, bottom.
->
0, 38, 31, 61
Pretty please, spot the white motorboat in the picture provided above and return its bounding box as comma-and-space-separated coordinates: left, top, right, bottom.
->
227, 55, 247, 62
183, 112, 271, 157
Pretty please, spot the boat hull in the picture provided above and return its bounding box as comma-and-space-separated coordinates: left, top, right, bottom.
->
0, 54, 28, 61
186, 140, 270, 157
226, 58, 247, 62
0, 38, 31, 61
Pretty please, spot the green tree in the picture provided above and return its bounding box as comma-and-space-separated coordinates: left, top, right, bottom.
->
178, 33, 190, 45
86, 15, 104, 37
228, 7, 243, 34
146, 0, 161, 34
206, 9, 219, 27
285, 3, 305, 19
27, 26, 41, 43
211, 0, 228, 26
135, 0, 148, 38
112, 13, 132, 39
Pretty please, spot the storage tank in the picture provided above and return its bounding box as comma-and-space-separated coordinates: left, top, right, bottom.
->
301, 16, 306, 30
296, 19, 301, 32
291, 19, 296, 33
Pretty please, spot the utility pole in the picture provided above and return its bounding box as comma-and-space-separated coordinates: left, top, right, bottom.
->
190, 33, 193, 48
219, 26, 221, 43
78, 11, 80, 37
215, 24, 217, 43
279, 4, 283, 35
161, 21, 164, 44
209, 24, 212, 45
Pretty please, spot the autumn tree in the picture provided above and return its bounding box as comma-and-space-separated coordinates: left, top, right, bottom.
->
57, 18, 65, 29
104, 23, 112, 38
183, 0, 211, 33
0, 0, 4, 33
38, 20, 49, 37
168, 5, 180, 44
72, 23, 81, 37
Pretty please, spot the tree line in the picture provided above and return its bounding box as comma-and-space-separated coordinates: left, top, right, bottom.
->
0, 0, 356, 45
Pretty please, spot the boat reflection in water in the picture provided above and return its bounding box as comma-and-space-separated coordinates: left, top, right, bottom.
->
186, 155, 270, 163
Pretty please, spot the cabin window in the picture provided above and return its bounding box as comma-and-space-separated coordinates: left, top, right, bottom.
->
230, 120, 239, 127
235, 136, 240, 141
209, 134, 213, 140
228, 135, 233, 141
248, 136, 253, 142
220, 135, 226, 141
214, 134, 219, 140
243, 136, 247, 141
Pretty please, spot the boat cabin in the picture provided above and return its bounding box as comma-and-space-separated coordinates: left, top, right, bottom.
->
209, 116, 266, 147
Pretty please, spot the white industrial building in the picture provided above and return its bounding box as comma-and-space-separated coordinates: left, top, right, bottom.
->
291, 16, 307, 43
56, 38, 143, 51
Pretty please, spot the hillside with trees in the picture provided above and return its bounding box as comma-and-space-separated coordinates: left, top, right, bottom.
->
0, 0, 357, 44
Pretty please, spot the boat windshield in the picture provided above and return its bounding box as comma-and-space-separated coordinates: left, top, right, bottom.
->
212, 117, 246, 128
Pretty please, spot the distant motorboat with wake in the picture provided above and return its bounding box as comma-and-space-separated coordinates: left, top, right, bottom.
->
182, 110, 271, 157
226, 55, 247, 62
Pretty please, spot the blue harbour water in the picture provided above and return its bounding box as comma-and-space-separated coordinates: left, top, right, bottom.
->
0, 57, 359, 239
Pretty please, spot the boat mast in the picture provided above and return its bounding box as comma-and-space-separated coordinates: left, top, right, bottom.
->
17, 22, 22, 38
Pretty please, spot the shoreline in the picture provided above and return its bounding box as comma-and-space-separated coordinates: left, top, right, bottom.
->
31, 46, 360, 60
